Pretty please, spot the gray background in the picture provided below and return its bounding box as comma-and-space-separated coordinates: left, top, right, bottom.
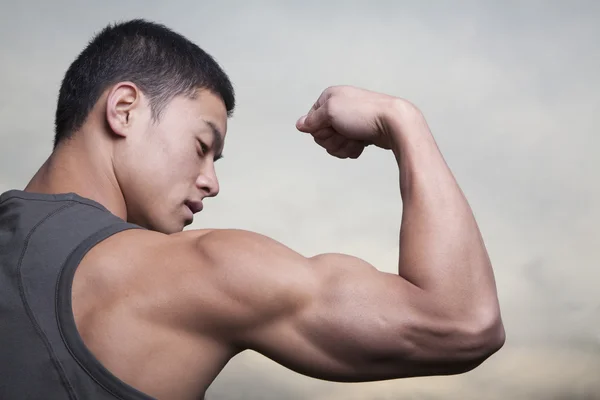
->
1, 1, 598, 399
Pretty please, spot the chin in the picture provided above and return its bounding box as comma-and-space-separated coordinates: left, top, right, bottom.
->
143, 218, 183, 235
167, 221, 187, 234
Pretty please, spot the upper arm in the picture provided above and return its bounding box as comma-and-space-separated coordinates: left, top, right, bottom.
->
188, 229, 498, 381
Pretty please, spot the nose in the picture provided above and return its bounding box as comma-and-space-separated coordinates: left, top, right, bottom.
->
195, 163, 220, 198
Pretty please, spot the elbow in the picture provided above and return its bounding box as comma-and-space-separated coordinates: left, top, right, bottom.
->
489, 317, 506, 353
457, 308, 506, 370
430, 307, 505, 375
407, 301, 505, 376
473, 312, 505, 357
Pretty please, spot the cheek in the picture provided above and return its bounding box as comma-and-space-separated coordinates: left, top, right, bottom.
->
156, 144, 199, 188
130, 130, 198, 190
140, 145, 172, 180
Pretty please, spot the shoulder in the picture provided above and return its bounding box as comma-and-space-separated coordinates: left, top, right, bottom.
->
74, 227, 216, 316
76, 227, 379, 355
78, 227, 313, 332
84, 227, 216, 271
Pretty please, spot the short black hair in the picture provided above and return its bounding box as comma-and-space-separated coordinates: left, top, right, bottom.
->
53, 19, 235, 149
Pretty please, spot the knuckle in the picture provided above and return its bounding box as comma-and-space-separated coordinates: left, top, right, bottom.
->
324, 85, 347, 99
324, 99, 338, 119
321, 101, 331, 118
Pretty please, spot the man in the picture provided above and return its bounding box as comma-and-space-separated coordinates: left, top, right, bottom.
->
0, 19, 504, 400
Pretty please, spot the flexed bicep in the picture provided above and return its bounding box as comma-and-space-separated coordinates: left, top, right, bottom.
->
234, 253, 489, 381
194, 230, 494, 382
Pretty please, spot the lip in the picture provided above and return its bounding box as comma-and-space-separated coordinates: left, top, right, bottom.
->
185, 200, 204, 214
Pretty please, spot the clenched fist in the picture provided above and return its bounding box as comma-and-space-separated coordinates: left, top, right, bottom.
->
296, 86, 418, 159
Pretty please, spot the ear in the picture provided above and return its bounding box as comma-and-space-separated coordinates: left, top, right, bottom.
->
105, 82, 141, 138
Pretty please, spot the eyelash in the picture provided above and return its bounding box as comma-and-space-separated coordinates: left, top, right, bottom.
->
198, 142, 209, 155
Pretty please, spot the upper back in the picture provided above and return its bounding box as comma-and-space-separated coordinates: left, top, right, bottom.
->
0, 189, 155, 399
70, 223, 235, 399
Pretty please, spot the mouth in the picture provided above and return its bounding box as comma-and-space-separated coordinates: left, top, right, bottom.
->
185, 200, 204, 214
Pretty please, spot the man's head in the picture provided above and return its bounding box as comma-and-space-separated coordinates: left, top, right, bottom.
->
53, 19, 235, 234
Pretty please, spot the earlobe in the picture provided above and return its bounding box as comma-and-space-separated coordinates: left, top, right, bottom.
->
105, 82, 139, 138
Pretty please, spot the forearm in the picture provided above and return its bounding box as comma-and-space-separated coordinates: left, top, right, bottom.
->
386, 102, 501, 321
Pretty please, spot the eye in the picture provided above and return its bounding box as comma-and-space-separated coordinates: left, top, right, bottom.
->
197, 140, 209, 156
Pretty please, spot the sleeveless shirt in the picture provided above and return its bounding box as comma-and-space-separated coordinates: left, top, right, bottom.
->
0, 190, 155, 400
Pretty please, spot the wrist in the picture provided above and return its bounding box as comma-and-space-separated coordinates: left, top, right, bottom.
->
381, 98, 431, 157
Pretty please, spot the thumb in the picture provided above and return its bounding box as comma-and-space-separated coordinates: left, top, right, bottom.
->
296, 106, 330, 133
296, 115, 309, 132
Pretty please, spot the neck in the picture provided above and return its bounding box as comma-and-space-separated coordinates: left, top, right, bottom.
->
25, 137, 128, 221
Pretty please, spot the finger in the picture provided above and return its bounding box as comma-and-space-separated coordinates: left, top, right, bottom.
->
314, 133, 347, 153
303, 88, 334, 119
297, 105, 329, 133
312, 127, 336, 140
345, 141, 367, 159
329, 140, 366, 159
296, 97, 335, 133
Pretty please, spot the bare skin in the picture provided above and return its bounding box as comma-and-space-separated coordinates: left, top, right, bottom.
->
25, 84, 505, 399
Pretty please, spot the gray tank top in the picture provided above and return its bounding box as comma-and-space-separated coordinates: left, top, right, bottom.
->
0, 189, 155, 400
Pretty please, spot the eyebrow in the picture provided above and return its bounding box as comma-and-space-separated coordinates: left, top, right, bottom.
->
202, 119, 224, 161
